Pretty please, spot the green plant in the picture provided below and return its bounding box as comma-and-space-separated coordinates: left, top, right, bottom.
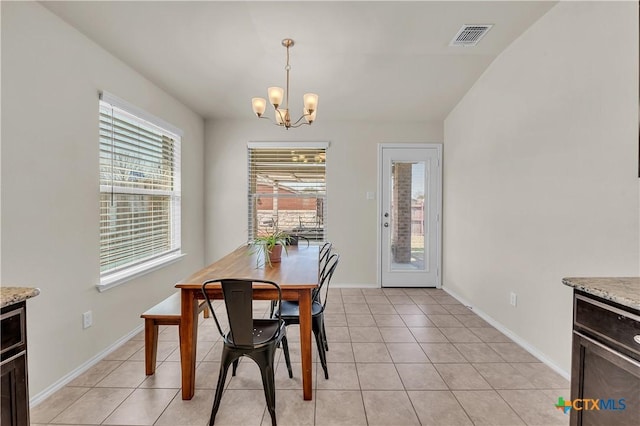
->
251, 229, 291, 267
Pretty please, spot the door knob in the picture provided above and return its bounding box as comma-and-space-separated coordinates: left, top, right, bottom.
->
384, 212, 389, 218
384, 223, 389, 227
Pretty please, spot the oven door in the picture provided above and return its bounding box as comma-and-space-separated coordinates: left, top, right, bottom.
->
571, 331, 640, 426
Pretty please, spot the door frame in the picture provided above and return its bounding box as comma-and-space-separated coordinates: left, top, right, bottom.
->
376, 143, 443, 288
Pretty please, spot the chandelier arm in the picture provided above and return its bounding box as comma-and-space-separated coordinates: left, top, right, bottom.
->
259, 115, 287, 128
255, 115, 273, 124
289, 121, 311, 129
275, 108, 287, 127
290, 115, 308, 127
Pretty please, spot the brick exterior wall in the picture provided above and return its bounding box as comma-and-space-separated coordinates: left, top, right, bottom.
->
393, 163, 413, 263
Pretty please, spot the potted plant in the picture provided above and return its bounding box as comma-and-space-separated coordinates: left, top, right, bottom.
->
252, 229, 291, 267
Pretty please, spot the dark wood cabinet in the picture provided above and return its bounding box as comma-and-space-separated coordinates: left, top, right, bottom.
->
570, 291, 640, 426
1, 301, 30, 426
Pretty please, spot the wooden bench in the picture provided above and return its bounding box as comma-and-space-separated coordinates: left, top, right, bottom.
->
140, 292, 209, 375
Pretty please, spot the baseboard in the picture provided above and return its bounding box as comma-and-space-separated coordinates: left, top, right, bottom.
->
442, 286, 570, 381
332, 282, 379, 289
29, 324, 144, 407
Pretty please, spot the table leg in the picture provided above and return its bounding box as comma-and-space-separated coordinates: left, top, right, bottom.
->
180, 289, 198, 400
298, 289, 313, 400
144, 319, 158, 375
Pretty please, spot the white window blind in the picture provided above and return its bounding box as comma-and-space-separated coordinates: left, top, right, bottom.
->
248, 144, 327, 241
99, 94, 181, 284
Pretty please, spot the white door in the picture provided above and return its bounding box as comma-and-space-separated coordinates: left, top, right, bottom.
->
379, 144, 441, 287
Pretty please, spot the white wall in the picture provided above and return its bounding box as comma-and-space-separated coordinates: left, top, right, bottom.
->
204, 119, 442, 285
443, 1, 639, 373
1, 2, 205, 397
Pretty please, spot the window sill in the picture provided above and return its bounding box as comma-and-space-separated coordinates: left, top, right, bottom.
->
97, 252, 186, 292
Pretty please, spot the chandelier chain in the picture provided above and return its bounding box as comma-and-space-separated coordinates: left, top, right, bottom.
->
285, 44, 290, 111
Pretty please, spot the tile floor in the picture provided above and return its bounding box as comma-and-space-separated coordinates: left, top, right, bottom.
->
31, 287, 570, 425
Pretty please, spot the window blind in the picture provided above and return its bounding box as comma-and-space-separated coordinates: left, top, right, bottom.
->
99, 98, 181, 277
248, 145, 327, 241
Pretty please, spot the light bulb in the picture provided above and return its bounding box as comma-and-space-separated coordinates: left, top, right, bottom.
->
252, 98, 266, 117
268, 87, 284, 108
303, 93, 318, 113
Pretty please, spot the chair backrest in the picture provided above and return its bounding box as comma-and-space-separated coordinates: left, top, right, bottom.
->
314, 253, 340, 308
202, 278, 282, 348
318, 242, 332, 277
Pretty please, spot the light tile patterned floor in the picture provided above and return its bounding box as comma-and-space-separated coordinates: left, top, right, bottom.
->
31, 287, 570, 425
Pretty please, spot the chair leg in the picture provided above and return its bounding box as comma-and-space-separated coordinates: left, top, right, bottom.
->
210, 350, 235, 426
321, 319, 329, 351
232, 359, 239, 376
281, 335, 293, 378
313, 316, 329, 379
255, 348, 277, 426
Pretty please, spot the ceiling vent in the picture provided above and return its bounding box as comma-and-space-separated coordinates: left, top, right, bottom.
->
450, 24, 493, 47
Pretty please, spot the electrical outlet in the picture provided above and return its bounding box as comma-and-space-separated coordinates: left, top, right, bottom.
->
510, 292, 517, 307
82, 311, 93, 329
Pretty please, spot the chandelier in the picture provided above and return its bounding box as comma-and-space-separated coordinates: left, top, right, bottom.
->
251, 38, 318, 130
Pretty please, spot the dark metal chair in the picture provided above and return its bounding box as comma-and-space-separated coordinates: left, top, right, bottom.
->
269, 241, 332, 318
274, 253, 340, 380
202, 279, 293, 426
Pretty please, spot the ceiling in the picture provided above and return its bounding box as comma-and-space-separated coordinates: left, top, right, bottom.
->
42, 1, 556, 123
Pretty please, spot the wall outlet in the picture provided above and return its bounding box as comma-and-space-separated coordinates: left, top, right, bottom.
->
82, 311, 93, 329
509, 292, 517, 307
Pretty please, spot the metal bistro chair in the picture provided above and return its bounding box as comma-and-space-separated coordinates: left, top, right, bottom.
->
269, 241, 332, 318
274, 253, 340, 380
316, 242, 333, 352
202, 279, 293, 426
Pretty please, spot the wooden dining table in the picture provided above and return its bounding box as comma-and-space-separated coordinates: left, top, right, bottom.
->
175, 244, 319, 400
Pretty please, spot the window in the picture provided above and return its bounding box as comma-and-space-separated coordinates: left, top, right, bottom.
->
99, 92, 182, 289
248, 143, 328, 242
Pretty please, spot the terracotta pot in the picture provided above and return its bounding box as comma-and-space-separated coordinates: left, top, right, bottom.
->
268, 244, 283, 264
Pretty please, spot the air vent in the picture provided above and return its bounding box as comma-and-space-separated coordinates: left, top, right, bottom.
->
450, 24, 493, 47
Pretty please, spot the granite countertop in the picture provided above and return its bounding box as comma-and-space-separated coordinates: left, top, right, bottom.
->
1, 286, 40, 308
562, 277, 640, 311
